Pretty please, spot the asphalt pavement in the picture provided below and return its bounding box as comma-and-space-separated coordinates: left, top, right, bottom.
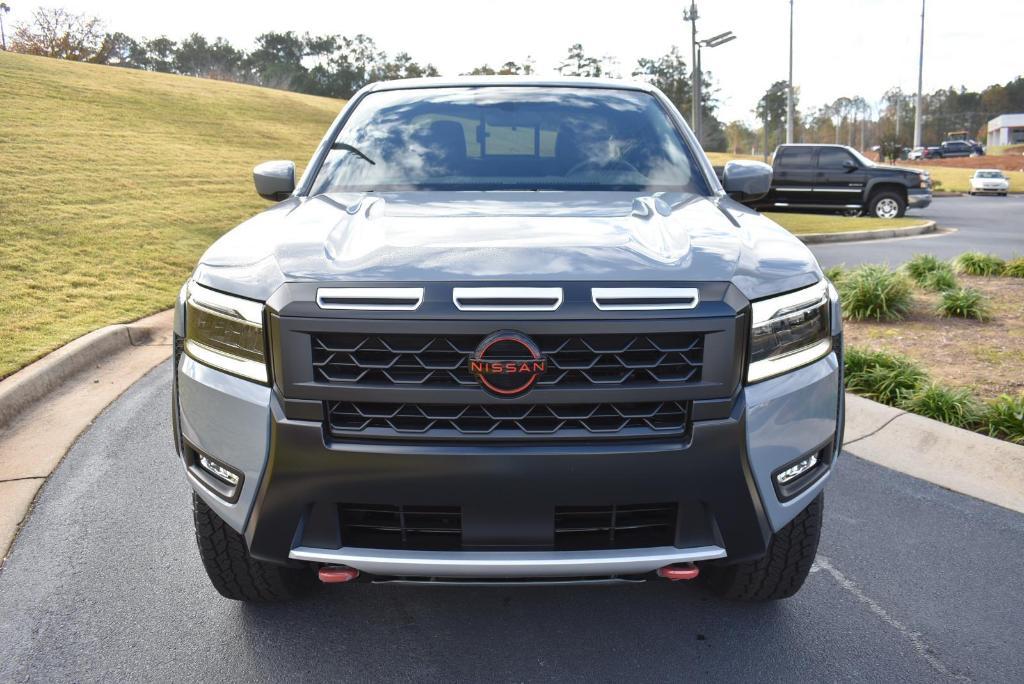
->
810, 195, 1024, 269
1, 364, 1022, 682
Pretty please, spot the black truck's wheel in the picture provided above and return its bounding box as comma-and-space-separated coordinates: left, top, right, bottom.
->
702, 493, 823, 601
867, 191, 906, 218
192, 493, 315, 602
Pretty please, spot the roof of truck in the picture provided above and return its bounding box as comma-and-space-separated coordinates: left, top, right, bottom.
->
365, 76, 658, 94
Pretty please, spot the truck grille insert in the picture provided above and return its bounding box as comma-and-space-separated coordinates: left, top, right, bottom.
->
326, 401, 690, 439
554, 503, 678, 550
339, 504, 462, 551
311, 332, 703, 387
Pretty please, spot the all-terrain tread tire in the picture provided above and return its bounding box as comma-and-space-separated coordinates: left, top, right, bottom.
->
192, 493, 315, 602
702, 493, 824, 602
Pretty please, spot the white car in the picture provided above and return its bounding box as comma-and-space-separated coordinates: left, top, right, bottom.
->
969, 169, 1010, 196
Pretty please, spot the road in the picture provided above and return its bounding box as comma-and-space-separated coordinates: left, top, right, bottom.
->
810, 195, 1024, 268
1, 365, 1022, 682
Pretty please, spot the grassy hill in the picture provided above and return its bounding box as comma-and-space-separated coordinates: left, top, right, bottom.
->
0, 52, 342, 378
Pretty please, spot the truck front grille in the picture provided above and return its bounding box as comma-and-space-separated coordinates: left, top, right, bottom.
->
326, 400, 690, 439
311, 332, 703, 388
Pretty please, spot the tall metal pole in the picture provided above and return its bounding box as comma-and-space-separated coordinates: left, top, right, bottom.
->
685, 2, 700, 142
913, 0, 925, 147
786, 0, 794, 143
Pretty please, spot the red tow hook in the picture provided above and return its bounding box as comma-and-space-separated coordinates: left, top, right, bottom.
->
318, 565, 360, 583
657, 563, 700, 581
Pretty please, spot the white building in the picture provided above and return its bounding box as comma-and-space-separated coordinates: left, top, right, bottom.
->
987, 114, 1024, 147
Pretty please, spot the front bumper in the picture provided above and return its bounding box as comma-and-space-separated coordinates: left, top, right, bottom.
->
908, 188, 933, 209
971, 186, 1008, 195
175, 349, 842, 577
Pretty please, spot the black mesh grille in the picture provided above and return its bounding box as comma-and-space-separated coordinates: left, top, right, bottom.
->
339, 504, 462, 550
311, 332, 703, 387
326, 401, 690, 439
554, 503, 678, 550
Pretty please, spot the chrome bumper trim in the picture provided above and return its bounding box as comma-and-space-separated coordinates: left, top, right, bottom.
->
288, 545, 727, 578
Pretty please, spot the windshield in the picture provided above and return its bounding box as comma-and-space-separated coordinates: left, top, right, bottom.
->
846, 147, 876, 167
309, 87, 710, 194
976, 171, 1004, 178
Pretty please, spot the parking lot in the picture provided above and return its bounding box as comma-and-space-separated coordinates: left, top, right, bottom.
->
811, 195, 1024, 268
1, 364, 1022, 682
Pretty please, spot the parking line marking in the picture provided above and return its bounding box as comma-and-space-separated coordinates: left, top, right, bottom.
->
813, 555, 972, 683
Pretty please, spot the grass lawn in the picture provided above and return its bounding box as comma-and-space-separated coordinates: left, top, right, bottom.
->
843, 275, 1024, 400
765, 213, 922, 235
0, 52, 342, 378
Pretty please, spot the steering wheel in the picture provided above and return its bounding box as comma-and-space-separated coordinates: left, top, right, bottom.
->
566, 159, 641, 176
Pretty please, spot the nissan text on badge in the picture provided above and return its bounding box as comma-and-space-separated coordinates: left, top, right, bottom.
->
173, 77, 844, 602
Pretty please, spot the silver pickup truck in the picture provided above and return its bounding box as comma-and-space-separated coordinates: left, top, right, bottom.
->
172, 77, 844, 602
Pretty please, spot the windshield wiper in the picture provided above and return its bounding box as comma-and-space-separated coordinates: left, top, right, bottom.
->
331, 142, 376, 165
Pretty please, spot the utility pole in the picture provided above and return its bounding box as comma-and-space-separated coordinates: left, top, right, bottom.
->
786, 0, 795, 144
913, 0, 926, 147
684, 2, 700, 141
0, 3, 10, 51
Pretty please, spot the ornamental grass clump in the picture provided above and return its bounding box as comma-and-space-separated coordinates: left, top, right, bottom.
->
903, 254, 946, 285
899, 384, 981, 429
844, 347, 928, 406
954, 252, 1005, 276
1002, 257, 1024, 278
937, 287, 989, 321
823, 265, 845, 284
838, 265, 913, 321
983, 393, 1024, 444
920, 264, 958, 292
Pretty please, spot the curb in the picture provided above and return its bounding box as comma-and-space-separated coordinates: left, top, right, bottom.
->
797, 220, 936, 244
0, 310, 173, 430
843, 393, 1024, 514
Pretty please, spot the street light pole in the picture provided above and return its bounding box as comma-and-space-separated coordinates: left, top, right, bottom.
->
786, 0, 794, 143
913, 0, 925, 148
684, 2, 700, 140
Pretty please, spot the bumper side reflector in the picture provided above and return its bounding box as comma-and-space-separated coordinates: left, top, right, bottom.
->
318, 566, 360, 584
657, 563, 700, 581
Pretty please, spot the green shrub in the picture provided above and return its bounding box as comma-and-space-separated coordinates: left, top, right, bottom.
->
844, 346, 928, 405
983, 393, 1024, 444
823, 265, 846, 284
903, 254, 945, 284
920, 264, 958, 292
1003, 257, 1024, 278
899, 384, 981, 429
954, 252, 1005, 276
838, 265, 913, 321
937, 287, 989, 321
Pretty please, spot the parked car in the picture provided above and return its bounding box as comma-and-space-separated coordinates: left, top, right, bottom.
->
754, 144, 932, 218
936, 140, 984, 158
172, 78, 844, 602
969, 169, 1010, 196
908, 146, 941, 160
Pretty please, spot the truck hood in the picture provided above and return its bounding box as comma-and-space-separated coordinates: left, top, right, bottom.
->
194, 191, 822, 302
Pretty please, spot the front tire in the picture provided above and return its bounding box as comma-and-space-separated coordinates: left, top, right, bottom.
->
192, 493, 316, 602
868, 191, 906, 218
702, 493, 824, 601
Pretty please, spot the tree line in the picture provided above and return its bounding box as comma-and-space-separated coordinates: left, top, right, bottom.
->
8, 7, 1021, 155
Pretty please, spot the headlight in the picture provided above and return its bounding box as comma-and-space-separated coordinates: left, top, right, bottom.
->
747, 280, 831, 383
184, 282, 268, 383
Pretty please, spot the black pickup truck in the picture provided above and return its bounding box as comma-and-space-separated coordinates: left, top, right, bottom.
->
752, 144, 932, 218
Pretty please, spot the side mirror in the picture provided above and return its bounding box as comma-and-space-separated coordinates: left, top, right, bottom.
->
842, 159, 858, 172
721, 160, 772, 203
253, 160, 296, 201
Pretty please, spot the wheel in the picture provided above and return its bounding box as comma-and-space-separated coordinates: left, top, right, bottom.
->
868, 191, 906, 218
702, 493, 824, 601
192, 492, 316, 602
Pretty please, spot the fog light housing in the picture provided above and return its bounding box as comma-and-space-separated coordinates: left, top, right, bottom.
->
772, 440, 832, 501
199, 454, 240, 486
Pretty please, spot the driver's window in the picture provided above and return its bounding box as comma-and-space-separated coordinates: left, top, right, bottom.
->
817, 148, 855, 169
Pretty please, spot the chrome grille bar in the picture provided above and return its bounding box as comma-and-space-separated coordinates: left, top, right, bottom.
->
591, 288, 699, 311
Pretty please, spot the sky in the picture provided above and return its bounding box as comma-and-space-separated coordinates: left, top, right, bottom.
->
5, 0, 1023, 124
